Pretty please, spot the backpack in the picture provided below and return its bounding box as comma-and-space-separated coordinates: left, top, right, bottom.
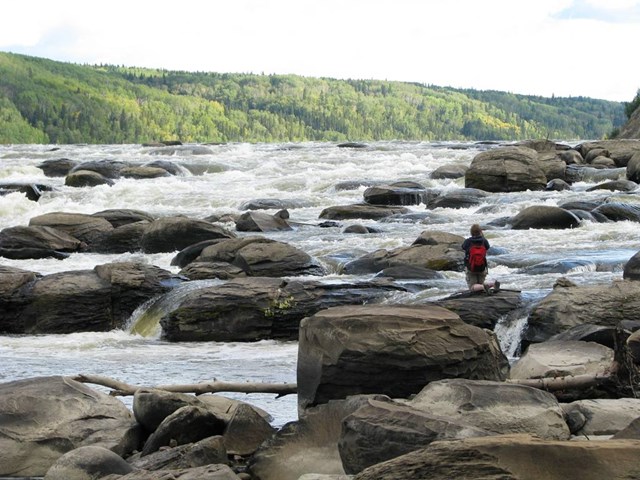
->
468, 243, 487, 272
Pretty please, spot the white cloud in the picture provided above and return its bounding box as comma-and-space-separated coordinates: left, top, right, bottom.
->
1, 0, 638, 101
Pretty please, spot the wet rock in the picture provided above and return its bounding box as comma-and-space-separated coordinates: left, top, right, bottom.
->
586, 179, 638, 192
0, 265, 39, 333
95, 221, 149, 253
592, 202, 640, 222
120, 165, 172, 179
562, 399, 640, 436
577, 139, 640, 168
297, 304, 508, 410
0, 376, 140, 478
626, 152, 640, 182
143, 159, 187, 175
432, 290, 523, 330
70, 160, 128, 179
425, 188, 488, 209
92, 209, 155, 228
0, 182, 53, 201
128, 436, 227, 471
179, 261, 246, 280
430, 163, 467, 179
546, 178, 571, 191
235, 210, 292, 232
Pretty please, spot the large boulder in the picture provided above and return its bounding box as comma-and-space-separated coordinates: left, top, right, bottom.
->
0, 182, 53, 201
626, 151, 640, 182
352, 434, 640, 480
592, 202, 640, 222
424, 188, 489, 209
192, 236, 325, 277
69, 160, 128, 179
139, 216, 236, 253
526, 280, 640, 344
91, 209, 155, 228
235, 211, 292, 232
297, 304, 509, 410
95, 221, 149, 253
38, 158, 79, 177
0, 265, 39, 333
577, 140, 640, 168
432, 290, 523, 330
159, 277, 403, 342
29, 212, 114, 248
65, 170, 114, 187
127, 436, 228, 472
0, 225, 85, 259
464, 146, 547, 192
624, 250, 640, 280
0, 376, 140, 478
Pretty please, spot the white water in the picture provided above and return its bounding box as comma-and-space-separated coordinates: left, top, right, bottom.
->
1, 141, 637, 425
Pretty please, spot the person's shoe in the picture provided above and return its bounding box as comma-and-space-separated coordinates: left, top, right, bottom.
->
493, 280, 500, 293
483, 284, 492, 295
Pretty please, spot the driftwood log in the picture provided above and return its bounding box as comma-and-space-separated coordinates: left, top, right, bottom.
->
71, 374, 297, 397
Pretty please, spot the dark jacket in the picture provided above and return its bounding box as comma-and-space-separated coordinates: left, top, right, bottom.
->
462, 235, 490, 270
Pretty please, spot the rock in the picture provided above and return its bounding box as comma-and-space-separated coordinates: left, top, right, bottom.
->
337, 142, 368, 148
29, 212, 114, 248
548, 323, 620, 349
179, 261, 247, 280
70, 160, 128, 178
249, 396, 384, 480
430, 164, 467, 179
92, 209, 155, 228
546, 178, 571, 191
0, 182, 53, 201
363, 183, 426, 206
93, 262, 177, 325
38, 158, 79, 177
343, 237, 464, 274
238, 198, 309, 210
464, 146, 547, 192
536, 151, 567, 181
0, 376, 140, 478
128, 436, 227, 471
297, 304, 508, 410
0, 225, 85, 259
65, 169, 115, 187
159, 277, 403, 342
133, 389, 202, 432
95, 221, 148, 253
333, 180, 384, 191
102, 464, 240, 479
590, 155, 617, 168
624, 249, 640, 280
44, 445, 133, 480
222, 403, 276, 456
140, 216, 236, 253
510, 205, 581, 229
235, 211, 293, 232
425, 188, 489, 209
409, 378, 569, 439
509, 341, 613, 380
142, 159, 187, 175
338, 397, 490, 474
193, 236, 325, 277
342, 224, 379, 234
432, 290, 523, 330
374, 265, 444, 280
526, 280, 640, 343
577, 139, 640, 167
626, 151, 640, 182
170, 239, 226, 267
140, 406, 226, 456
120, 166, 172, 179
559, 149, 584, 165
627, 329, 640, 362
319, 204, 409, 220
562, 399, 640, 436
592, 202, 640, 222
0, 266, 39, 333
586, 179, 638, 192
352, 434, 640, 480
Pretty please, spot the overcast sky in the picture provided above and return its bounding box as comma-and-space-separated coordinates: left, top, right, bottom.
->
1, 0, 638, 102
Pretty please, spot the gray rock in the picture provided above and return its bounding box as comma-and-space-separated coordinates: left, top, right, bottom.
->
562, 399, 640, 436
297, 304, 508, 410
92, 209, 155, 228
510, 205, 581, 230
235, 211, 293, 232
70, 160, 128, 178
430, 164, 467, 179
425, 188, 488, 209
38, 158, 79, 177
363, 183, 426, 206
0, 376, 140, 478
128, 436, 227, 471
29, 212, 114, 248
592, 202, 640, 222
44, 445, 132, 480
120, 166, 171, 179
0, 225, 84, 259
65, 169, 114, 187
140, 216, 236, 253
319, 204, 409, 220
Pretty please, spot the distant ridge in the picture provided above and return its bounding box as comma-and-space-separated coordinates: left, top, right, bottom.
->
0, 51, 627, 144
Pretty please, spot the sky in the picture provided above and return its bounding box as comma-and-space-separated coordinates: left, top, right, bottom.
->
1, 0, 639, 102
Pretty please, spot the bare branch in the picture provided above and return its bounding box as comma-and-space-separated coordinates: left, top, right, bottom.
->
70, 373, 297, 397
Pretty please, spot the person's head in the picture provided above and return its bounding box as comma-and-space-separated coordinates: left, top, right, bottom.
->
470, 224, 482, 236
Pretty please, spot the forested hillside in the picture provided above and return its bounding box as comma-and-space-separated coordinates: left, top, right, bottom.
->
0, 52, 628, 144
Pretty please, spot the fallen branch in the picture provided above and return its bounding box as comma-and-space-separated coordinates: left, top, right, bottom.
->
506, 373, 612, 392
70, 373, 297, 397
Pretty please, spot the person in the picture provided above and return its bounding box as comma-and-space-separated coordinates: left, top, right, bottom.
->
461, 224, 500, 294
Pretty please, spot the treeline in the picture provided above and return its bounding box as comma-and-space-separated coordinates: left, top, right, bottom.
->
0, 51, 629, 144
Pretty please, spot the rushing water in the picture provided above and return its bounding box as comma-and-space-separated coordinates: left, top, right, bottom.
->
1, 141, 638, 426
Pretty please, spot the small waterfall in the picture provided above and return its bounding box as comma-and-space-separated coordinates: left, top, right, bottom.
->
126, 279, 223, 337
494, 313, 528, 360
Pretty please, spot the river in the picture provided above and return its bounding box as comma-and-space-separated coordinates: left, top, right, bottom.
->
0, 141, 636, 426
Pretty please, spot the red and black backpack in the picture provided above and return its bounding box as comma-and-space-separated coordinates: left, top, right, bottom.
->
468, 243, 487, 272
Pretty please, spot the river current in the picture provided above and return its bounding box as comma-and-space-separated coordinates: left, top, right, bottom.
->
1, 141, 637, 426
